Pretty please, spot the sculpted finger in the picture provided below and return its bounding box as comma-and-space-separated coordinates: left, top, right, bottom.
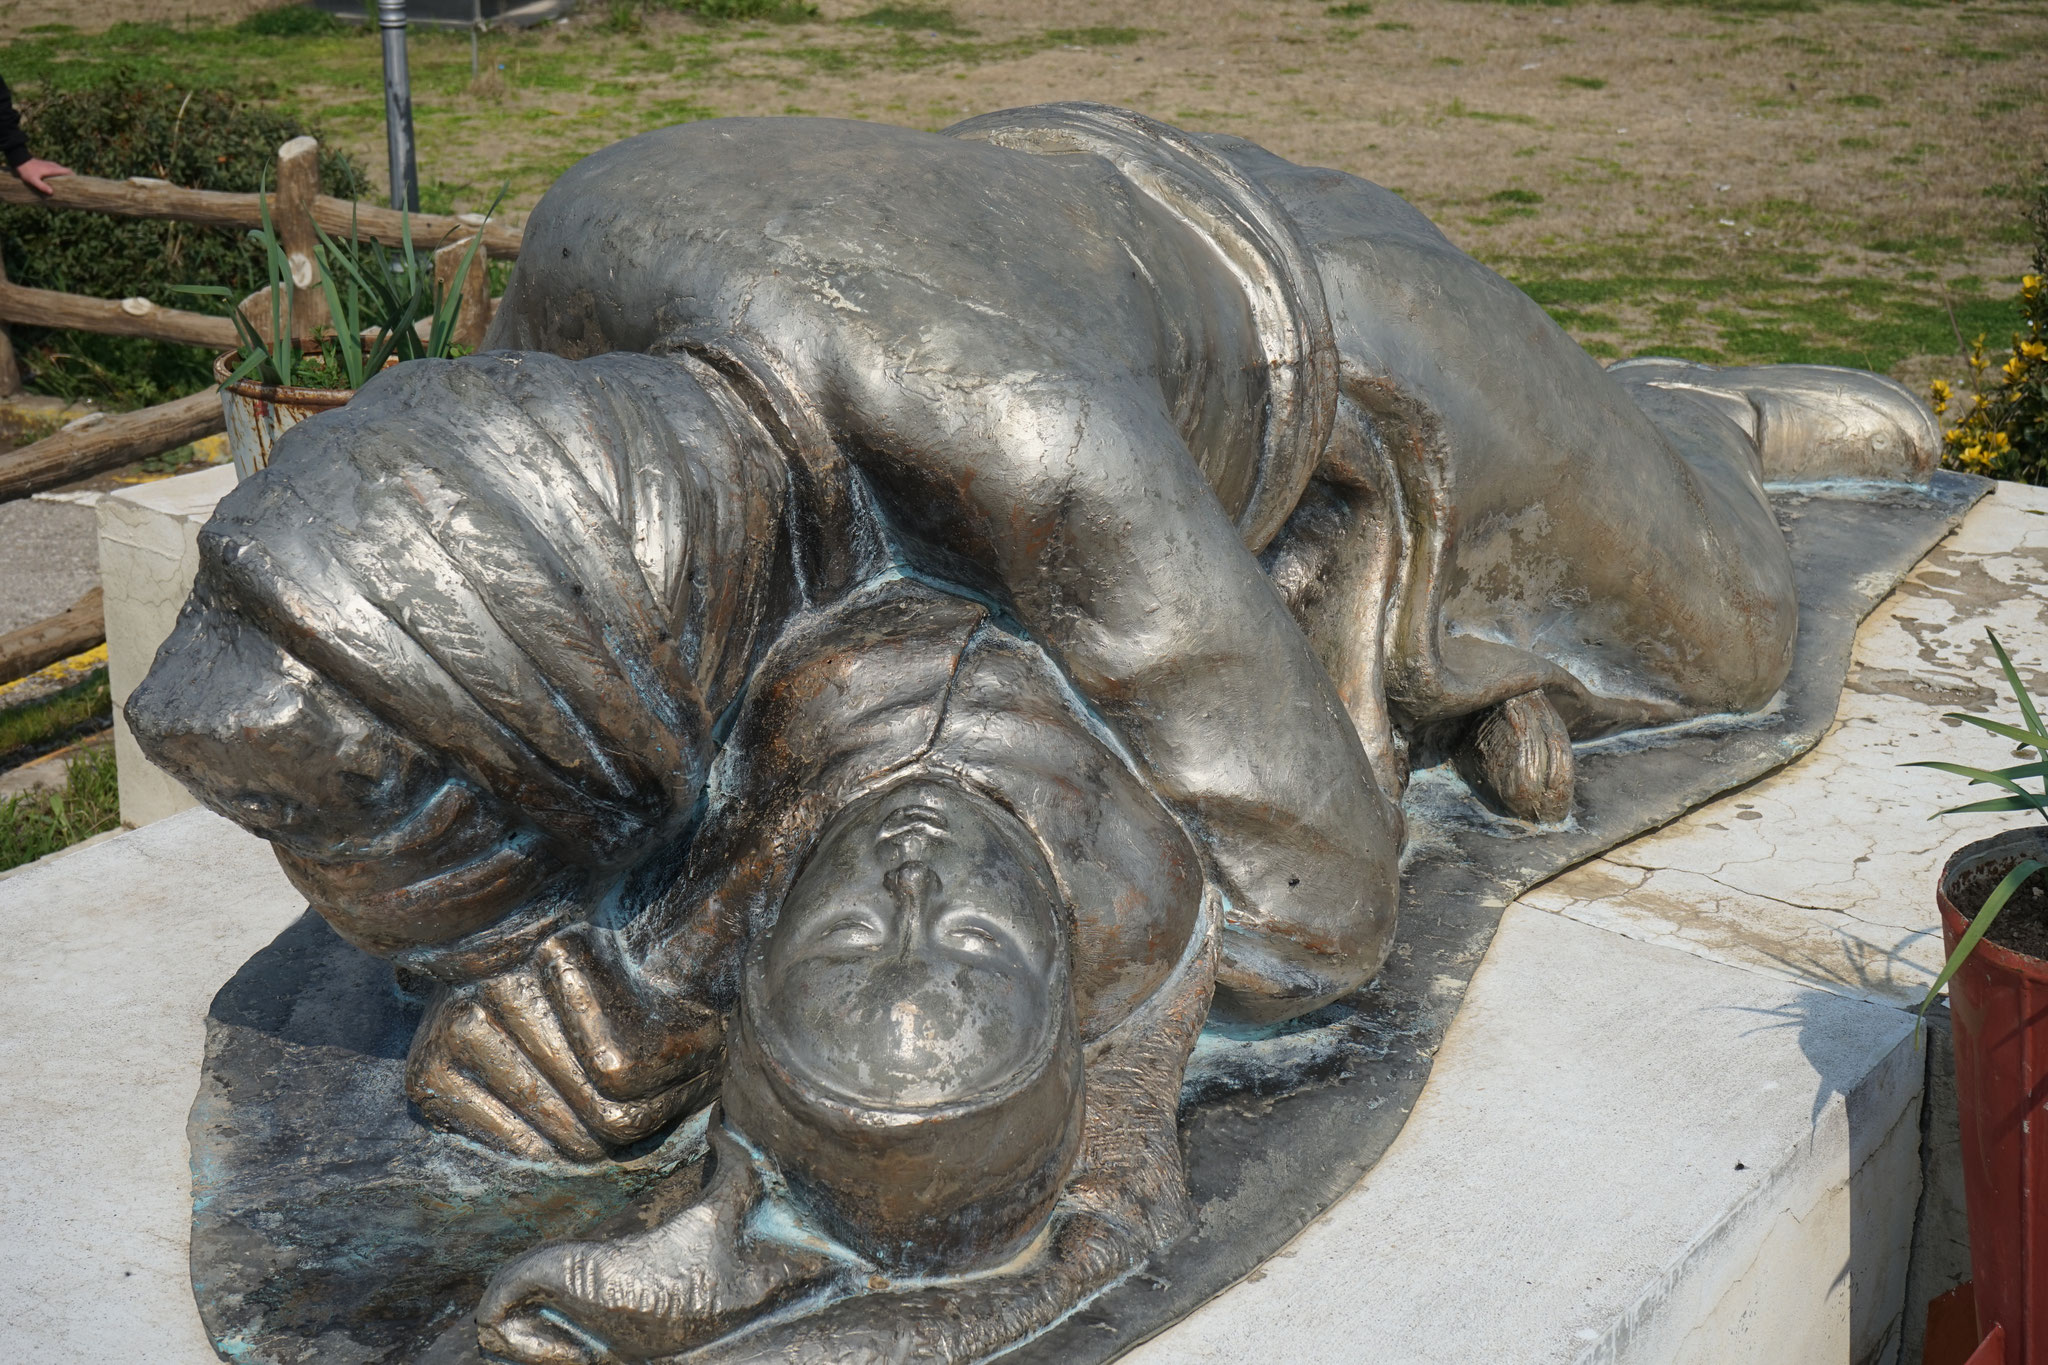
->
406, 1045, 560, 1163
440, 996, 608, 1162
480, 970, 708, 1147
536, 931, 722, 1101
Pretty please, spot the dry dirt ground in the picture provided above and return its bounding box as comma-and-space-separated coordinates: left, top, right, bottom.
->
6, 0, 2047, 381
0, 0, 280, 30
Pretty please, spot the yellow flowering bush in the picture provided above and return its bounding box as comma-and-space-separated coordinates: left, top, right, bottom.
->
1935, 166, 2048, 484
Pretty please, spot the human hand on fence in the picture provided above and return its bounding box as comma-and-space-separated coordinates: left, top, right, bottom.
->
13, 157, 70, 195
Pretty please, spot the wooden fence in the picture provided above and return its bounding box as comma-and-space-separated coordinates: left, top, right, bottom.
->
0, 137, 523, 505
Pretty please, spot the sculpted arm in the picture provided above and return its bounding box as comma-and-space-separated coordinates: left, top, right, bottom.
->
839, 367, 1402, 1021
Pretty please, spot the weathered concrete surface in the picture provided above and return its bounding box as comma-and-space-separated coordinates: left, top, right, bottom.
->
0, 496, 98, 635
96, 464, 235, 828
1522, 479, 2048, 1009
1129, 908, 1923, 1365
0, 806, 301, 1363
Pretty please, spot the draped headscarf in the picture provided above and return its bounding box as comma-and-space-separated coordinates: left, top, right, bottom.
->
128, 351, 802, 978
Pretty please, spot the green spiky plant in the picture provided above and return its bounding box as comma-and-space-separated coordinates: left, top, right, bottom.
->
175, 184, 505, 390
1908, 629, 2048, 1024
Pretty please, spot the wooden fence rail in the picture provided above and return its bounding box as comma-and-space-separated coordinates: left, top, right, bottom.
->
0, 390, 226, 504
0, 138, 515, 508
0, 587, 105, 689
0, 280, 239, 350
0, 172, 523, 258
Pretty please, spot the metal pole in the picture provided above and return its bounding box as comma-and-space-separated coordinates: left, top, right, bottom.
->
377, 0, 420, 213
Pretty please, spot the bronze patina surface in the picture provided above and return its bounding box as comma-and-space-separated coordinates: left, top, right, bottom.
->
135, 104, 1957, 1362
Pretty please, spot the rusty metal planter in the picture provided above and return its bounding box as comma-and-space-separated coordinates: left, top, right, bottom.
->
1940, 826, 2048, 1365
214, 351, 354, 481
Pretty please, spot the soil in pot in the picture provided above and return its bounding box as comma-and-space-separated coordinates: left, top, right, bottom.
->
1951, 844, 2048, 959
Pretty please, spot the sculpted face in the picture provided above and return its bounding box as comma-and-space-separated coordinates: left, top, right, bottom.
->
755, 777, 1066, 1110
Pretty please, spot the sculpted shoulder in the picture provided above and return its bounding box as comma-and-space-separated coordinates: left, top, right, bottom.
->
488, 115, 1169, 378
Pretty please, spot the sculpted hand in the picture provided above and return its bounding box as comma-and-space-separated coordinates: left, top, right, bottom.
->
405, 926, 723, 1161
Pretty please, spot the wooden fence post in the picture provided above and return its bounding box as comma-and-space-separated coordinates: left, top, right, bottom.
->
239, 137, 331, 349
274, 136, 321, 290
0, 247, 22, 398
433, 234, 490, 350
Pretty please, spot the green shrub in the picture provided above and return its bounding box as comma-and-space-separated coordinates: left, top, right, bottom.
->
0, 745, 120, 874
0, 71, 368, 408
1932, 163, 2048, 484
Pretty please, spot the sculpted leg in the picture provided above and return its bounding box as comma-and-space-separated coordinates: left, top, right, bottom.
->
476, 1121, 840, 1364
1608, 358, 1940, 483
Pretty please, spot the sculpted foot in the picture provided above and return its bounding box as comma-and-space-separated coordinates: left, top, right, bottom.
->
1611, 356, 1939, 483
475, 1124, 836, 1364
1456, 690, 1574, 824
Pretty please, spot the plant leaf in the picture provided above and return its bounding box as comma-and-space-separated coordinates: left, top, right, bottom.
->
1990, 630, 2046, 754
1920, 858, 2048, 1020
1938, 796, 2048, 817
1944, 713, 2048, 752
1909, 759, 2040, 786
426, 184, 506, 359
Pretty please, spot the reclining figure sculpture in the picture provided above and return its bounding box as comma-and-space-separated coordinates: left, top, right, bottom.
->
128, 104, 1937, 1362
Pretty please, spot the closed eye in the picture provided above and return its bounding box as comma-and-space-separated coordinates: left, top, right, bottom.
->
939, 911, 1019, 964
820, 916, 882, 943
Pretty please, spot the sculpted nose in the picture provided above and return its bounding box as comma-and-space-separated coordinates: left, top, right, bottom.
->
884, 860, 939, 910
883, 861, 940, 958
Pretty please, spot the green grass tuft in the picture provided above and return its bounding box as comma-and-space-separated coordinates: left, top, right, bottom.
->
0, 671, 113, 766
0, 745, 120, 874
847, 5, 970, 32
1044, 26, 1143, 46
236, 5, 346, 36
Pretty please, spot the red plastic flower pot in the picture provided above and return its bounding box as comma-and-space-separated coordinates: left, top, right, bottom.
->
1941, 827, 2048, 1363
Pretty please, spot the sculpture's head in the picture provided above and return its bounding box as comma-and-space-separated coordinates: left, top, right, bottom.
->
754, 776, 1066, 1106
125, 350, 797, 979
723, 772, 1083, 1274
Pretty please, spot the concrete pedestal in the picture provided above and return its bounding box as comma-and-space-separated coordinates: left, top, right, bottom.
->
6, 480, 2045, 1363
95, 464, 236, 829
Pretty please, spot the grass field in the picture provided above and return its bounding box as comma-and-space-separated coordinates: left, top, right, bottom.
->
3, 0, 2046, 387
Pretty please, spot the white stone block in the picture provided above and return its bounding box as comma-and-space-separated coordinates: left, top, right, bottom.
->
0, 807, 302, 1363
95, 465, 235, 829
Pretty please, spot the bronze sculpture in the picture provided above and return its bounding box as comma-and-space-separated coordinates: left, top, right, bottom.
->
128, 105, 1938, 1362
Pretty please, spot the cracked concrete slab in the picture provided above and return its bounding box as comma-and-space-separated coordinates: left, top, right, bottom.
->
1131, 907, 1923, 1365
1522, 479, 2048, 1009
